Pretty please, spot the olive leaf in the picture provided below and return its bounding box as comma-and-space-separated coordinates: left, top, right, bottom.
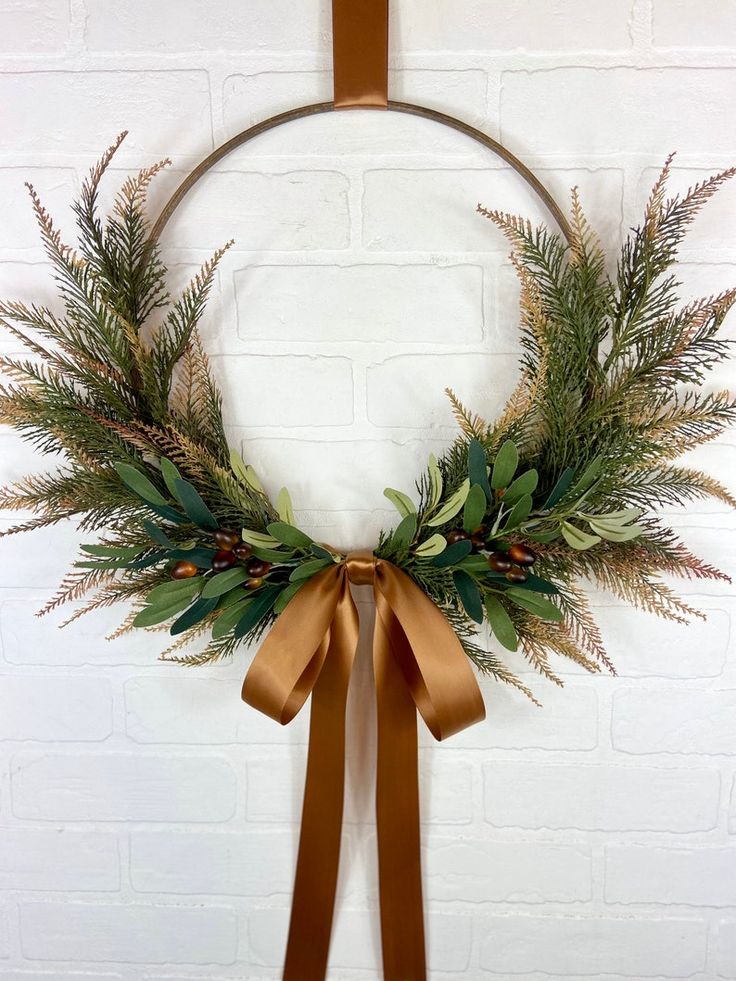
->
241, 528, 280, 548
80, 543, 143, 559
289, 558, 332, 582
212, 597, 252, 640
561, 521, 602, 550
428, 453, 443, 510
414, 534, 447, 558
542, 467, 576, 509
491, 440, 519, 490
427, 478, 470, 527
484, 595, 518, 651
467, 438, 492, 501
462, 483, 487, 533
160, 457, 182, 498
505, 588, 563, 622
170, 596, 220, 635
201, 567, 248, 598
431, 539, 473, 568
383, 487, 417, 517
114, 463, 168, 506
233, 587, 280, 639
503, 493, 533, 530
392, 513, 418, 548
569, 456, 602, 499
173, 477, 218, 531
452, 569, 483, 623
267, 521, 312, 548
133, 592, 196, 628
274, 580, 305, 614
145, 577, 204, 605
503, 469, 539, 506
585, 509, 644, 542
230, 449, 264, 492
276, 487, 296, 525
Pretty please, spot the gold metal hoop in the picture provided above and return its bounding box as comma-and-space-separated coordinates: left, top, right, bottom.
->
150, 101, 573, 243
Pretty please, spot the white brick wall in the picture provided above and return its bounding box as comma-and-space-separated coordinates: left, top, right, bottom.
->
0, 1, 734, 978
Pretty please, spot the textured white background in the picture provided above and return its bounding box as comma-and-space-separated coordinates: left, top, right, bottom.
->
0, 0, 735, 978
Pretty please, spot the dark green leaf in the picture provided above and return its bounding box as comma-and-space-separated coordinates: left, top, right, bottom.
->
201, 567, 248, 598
143, 520, 174, 547
484, 595, 518, 651
160, 458, 183, 498
452, 569, 484, 623
267, 522, 312, 548
134, 593, 195, 628
509, 573, 559, 595
173, 477, 218, 531
542, 467, 576, 509
80, 544, 143, 559
311, 543, 337, 561
146, 577, 204, 605
274, 581, 305, 614
462, 484, 487, 533
458, 554, 492, 574
467, 438, 492, 501
212, 598, 253, 640
431, 539, 473, 568
114, 462, 167, 506
170, 596, 220, 635
527, 528, 561, 544
145, 502, 189, 525
491, 440, 519, 490
251, 545, 296, 563
503, 469, 539, 506
569, 456, 602, 499
234, 587, 280, 639
506, 588, 563, 622
392, 513, 418, 549
503, 494, 533, 530
289, 558, 333, 582
165, 547, 216, 568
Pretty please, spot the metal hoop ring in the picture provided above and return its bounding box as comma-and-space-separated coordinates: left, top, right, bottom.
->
150, 101, 573, 243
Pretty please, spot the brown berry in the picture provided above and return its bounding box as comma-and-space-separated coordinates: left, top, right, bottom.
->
470, 531, 486, 551
505, 566, 528, 584
507, 543, 537, 567
245, 577, 264, 590
246, 557, 271, 578
214, 529, 240, 550
212, 549, 237, 572
232, 542, 253, 561
171, 560, 198, 579
487, 551, 512, 573
445, 529, 470, 545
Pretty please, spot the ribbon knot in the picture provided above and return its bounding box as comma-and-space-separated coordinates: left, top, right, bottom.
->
242, 552, 485, 980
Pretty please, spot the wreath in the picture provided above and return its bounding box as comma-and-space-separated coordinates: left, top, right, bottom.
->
1, 133, 734, 701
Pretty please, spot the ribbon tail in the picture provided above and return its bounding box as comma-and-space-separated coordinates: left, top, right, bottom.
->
283, 579, 360, 980
373, 595, 427, 981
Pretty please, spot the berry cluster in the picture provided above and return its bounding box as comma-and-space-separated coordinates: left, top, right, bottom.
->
445, 528, 538, 584
171, 529, 271, 589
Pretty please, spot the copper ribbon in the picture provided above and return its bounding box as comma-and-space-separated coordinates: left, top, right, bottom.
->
242, 551, 485, 980
332, 0, 389, 109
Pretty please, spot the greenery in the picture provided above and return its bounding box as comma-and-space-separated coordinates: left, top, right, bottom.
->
0, 137, 733, 693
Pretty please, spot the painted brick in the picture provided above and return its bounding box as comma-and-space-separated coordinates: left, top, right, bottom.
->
0, 909, 7, 958
501, 68, 736, 155
238, 437, 448, 517
483, 763, 720, 831
246, 754, 473, 826
163, 171, 350, 252
0, 676, 112, 742
84, 0, 327, 52
425, 684, 597, 751
612, 689, 736, 755
0, 599, 158, 667
366, 353, 519, 429
398, 0, 635, 51
0, 170, 77, 250
130, 829, 294, 896
222, 70, 490, 146
0, 828, 119, 892
248, 908, 472, 971
0, 973, 122, 981
425, 836, 591, 903
212, 353, 353, 427
0, 521, 83, 589
19, 902, 237, 964
1, 72, 212, 156
362, 168, 623, 252
478, 914, 707, 976
0, 0, 70, 52
233, 263, 484, 344
730, 775, 736, 834
125, 676, 308, 745
605, 845, 736, 906
11, 752, 237, 822
595, 602, 730, 677
717, 920, 736, 978
653, 0, 736, 48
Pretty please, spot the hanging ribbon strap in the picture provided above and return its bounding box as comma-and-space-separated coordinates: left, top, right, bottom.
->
332, 0, 389, 108
243, 552, 485, 980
